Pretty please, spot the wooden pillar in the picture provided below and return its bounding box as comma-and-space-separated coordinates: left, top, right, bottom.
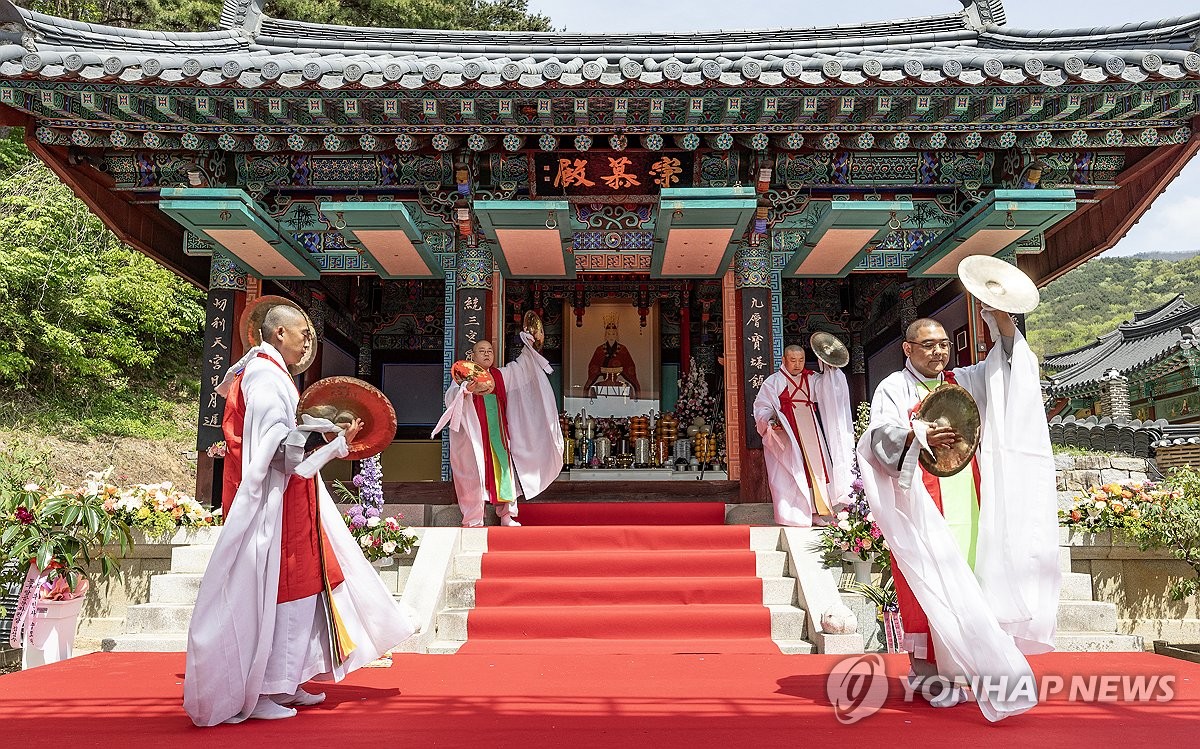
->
721, 272, 741, 481
454, 244, 494, 357
195, 250, 248, 507
732, 244, 774, 502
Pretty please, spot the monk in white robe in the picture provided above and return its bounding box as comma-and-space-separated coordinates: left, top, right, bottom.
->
184, 305, 416, 726
753, 345, 855, 526
433, 332, 563, 527
857, 313, 1060, 721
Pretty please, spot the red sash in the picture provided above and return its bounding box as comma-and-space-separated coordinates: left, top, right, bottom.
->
777, 369, 829, 483
219, 352, 343, 603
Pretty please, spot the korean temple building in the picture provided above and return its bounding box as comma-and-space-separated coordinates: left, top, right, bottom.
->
1, 0, 1199, 507
1045, 293, 1200, 424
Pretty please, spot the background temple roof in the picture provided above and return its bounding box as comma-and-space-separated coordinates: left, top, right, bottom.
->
1, 0, 1198, 89
1044, 294, 1200, 395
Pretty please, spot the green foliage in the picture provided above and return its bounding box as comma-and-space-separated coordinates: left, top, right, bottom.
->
16, 0, 553, 31
0, 161, 204, 438
1028, 255, 1200, 360
1124, 468, 1200, 601
267, 0, 553, 30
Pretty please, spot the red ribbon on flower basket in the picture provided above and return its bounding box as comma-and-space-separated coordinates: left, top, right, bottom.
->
882, 610, 905, 654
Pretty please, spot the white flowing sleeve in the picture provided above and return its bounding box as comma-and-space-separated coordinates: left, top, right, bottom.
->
811, 367, 856, 506
752, 374, 780, 437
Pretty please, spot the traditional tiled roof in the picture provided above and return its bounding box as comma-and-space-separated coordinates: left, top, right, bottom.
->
1, 0, 1198, 90
1044, 294, 1200, 397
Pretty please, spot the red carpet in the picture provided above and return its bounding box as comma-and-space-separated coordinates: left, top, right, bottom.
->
460, 525, 775, 654
3, 651, 1196, 748
517, 501, 726, 525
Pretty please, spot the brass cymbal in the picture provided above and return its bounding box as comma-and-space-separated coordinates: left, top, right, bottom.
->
297, 376, 397, 460
915, 384, 981, 478
523, 310, 545, 351
810, 331, 849, 369
958, 255, 1040, 314
238, 295, 318, 375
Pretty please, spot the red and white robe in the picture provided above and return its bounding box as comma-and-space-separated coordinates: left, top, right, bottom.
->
857, 330, 1061, 722
434, 333, 564, 527
184, 342, 416, 726
753, 365, 855, 526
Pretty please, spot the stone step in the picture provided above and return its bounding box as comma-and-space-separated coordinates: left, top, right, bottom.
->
124, 603, 194, 634
766, 604, 807, 640
436, 603, 807, 643
436, 607, 470, 641
102, 633, 188, 652
454, 553, 482, 580
76, 616, 126, 640
750, 527, 782, 551
454, 548, 786, 579
149, 573, 204, 605
445, 575, 796, 610
1054, 632, 1144, 652
774, 639, 816, 655
170, 545, 215, 574
756, 550, 787, 577
426, 640, 465, 654
1058, 600, 1118, 632
1060, 572, 1094, 601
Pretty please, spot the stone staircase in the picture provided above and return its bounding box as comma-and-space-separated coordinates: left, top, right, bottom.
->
429, 526, 815, 654
1055, 536, 1143, 652
100, 529, 415, 652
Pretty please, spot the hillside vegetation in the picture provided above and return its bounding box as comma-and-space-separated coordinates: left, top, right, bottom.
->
1026, 254, 1200, 359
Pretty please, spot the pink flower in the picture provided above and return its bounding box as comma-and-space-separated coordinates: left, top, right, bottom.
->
869, 525, 882, 539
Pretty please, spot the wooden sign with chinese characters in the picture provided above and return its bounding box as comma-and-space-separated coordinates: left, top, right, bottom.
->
533, 152, 693, 197
455, 288, 489, 359
197, 288, 237, 452
741, 288, 772, 450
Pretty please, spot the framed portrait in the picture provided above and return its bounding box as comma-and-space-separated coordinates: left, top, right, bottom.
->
563, 299, 660, 418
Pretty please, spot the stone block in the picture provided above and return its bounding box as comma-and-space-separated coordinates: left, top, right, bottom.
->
1110, 456, 1151, 472
726, 503, 775, 526
435, 608, 469, 641
432, 505, 464, 527
1100, 468, 1135, 484
762, 576, 797, 605
1058, 600, 1118, 631
767, 604, 808, 639
1054, 632, 1144, 652
1054, 454, 1076, 471
749, 526, 781, 551
775, 639, 818, 654
755, 550, 787, 577
1072, 455, 1111, 471
812, 632, 861, 654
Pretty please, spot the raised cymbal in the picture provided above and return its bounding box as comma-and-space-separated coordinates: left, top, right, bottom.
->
810, 331, 849, 369
958, 255, 1040, 314
297, 376, 397, 460
523, 310, 544, 351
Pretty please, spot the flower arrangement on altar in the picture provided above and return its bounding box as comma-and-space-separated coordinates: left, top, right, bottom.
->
334, 455, 417, 563
816, 475, 892, 570
1059, 481, 1163, 532
674, 356, 717, 434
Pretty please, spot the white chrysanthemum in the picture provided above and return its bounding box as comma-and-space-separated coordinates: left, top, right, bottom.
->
382, 541, 397, 554
360, 535, 372, 548
836, 511, 850, 520
367, 516, 381, 528
837, 520, 852, 531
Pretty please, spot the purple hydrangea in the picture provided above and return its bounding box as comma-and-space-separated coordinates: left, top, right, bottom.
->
364, 506, 381, 518
350, 514, 367, 530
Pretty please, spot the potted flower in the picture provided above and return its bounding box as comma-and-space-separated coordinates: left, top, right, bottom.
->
333, 456, 417, 568
815, 476, 890, 584
1, 467, 133, 668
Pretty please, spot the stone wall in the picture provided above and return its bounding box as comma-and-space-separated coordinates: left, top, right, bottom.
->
1055, 453, 1154, 510
1065, 528, 1200, 645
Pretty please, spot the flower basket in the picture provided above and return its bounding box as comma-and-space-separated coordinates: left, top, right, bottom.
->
10, 569, 90, 670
